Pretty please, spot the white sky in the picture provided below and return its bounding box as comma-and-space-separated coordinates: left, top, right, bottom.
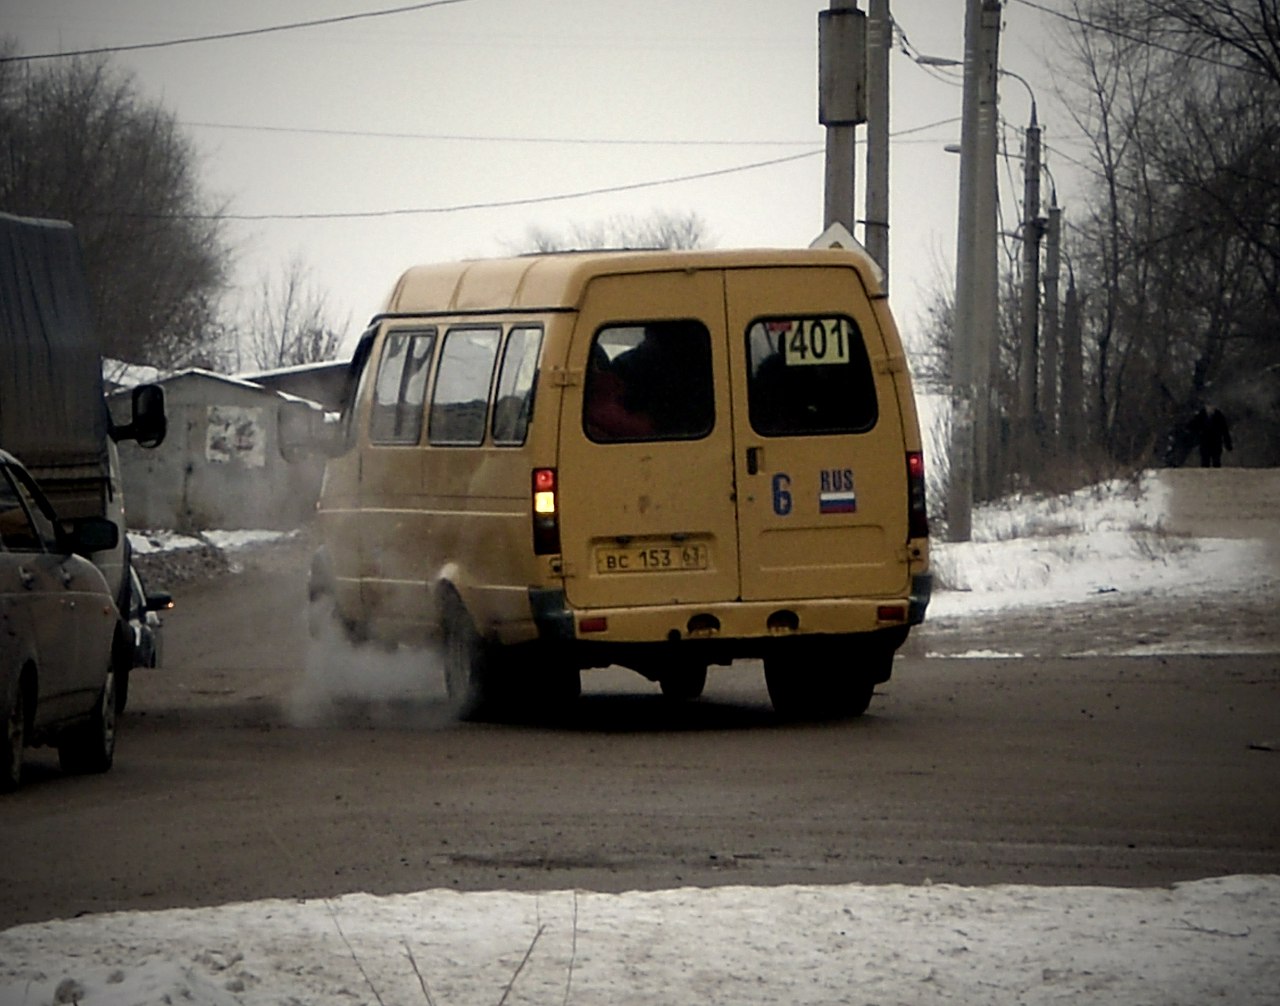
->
0, 0, 1086, 358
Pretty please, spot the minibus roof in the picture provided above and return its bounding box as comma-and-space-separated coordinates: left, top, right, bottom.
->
381, 247, 884, 316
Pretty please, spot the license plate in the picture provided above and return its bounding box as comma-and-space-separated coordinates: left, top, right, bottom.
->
595, 543, 709, 574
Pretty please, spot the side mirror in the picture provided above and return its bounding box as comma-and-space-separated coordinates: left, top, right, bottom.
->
144, 591, 174, 613
130, 384, 167, 448
111, 384, 167, 448
279, 402, 344, 460
63, 515, 120, 556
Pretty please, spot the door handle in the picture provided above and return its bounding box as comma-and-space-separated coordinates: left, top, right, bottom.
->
60, 566, 73, 587
17, 566, 35, 589
746, 447, 760, 476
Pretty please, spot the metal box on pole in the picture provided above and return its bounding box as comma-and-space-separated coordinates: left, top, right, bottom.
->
818, 5, 867, 127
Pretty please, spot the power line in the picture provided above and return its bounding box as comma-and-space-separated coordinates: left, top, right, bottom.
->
181, 114, 960, 147
150, 149, 825, 222
892, 16, 965, 88
166, 120, 958, 223
182, 121, 820, 148
0, 0, 474, 64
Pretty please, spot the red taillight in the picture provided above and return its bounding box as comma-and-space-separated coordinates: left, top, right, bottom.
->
906, 451, 929, 539
532, 467, 561, 554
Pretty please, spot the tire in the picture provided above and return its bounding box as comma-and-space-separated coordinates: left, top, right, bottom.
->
764, 652, 875, 721
114, 626, 133, 715
2, 675, 27, 793
306, 586, 338, 641
441, 594, 497, 721
57, 669, 117, 776
308, 567, 365, 645
114, 667, 131, 716
538, 664, 582, 707
659, 662, 707, 701
309, 581, 366, 642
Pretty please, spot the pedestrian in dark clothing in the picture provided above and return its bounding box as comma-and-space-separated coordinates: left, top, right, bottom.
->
1190, 404, 1233, 467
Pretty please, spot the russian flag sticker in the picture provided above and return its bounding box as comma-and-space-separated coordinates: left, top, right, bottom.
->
819, 491, 857, 514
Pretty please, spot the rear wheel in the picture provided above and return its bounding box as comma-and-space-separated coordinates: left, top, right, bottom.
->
58, 669, 117, 775
539, 664, 581, 706
2, 676, 28, 793
441, 594, 498, 721
659, 662, 707, 701
764, 645, 879, 721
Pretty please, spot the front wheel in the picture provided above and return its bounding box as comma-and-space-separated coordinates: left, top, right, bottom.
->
58, 669, 117, 775
2, 676, 28, 793
114, 626, 134, 715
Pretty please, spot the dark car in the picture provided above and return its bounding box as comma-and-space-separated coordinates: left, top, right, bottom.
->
1, 449, 122, 791
126, 566, 171, 671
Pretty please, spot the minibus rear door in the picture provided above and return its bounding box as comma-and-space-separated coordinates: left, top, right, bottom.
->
557, 269, 742, 610
724, 265, 911, 603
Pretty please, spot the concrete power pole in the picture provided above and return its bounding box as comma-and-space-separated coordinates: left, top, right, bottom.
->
820, 1, 867, 234
1042, 195, 1061, 446
1061, 266, 1084, 455
865, 0, 891, 285
1016, 105, 1043, 467
973, 0, 1001, 501
947, 0, 1001, 541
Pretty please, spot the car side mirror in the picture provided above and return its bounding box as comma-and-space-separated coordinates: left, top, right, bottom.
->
279, 402, 345, 460
111, 383, 167, 448
145, 591, 174, 613
63, 515, 120, 556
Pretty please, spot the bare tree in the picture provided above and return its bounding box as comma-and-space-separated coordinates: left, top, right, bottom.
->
1050, 0, 1280, 467
521, 210, 711, 252
0, 49, 231, 368
236, 257, 346, 372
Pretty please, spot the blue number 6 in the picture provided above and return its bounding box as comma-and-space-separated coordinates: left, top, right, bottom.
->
772, 473, 792, 516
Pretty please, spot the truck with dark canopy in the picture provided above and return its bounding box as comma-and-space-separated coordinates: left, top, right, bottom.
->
1, 211, 167, 709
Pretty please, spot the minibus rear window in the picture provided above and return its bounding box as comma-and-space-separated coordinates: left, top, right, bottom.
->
745, 316, 878, 436
584, 320, 714, 442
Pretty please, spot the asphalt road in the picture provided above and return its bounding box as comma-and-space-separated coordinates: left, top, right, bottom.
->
2, 546, 1278, 929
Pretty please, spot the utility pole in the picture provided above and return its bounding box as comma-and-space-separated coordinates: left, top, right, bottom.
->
819, 0, 867, 235
947, 0, 1000, 541
1016, 104, 1043, 467
865, 0, 891, 286
1061, 266, 1084, 455
1042, 194, 1061, 447
973, 0, 1001, 501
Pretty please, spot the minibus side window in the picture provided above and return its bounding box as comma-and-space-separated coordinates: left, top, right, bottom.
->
584, 320, 714, 442
745, 316, 878, 436
429, 327, 502, 446
491, 326, 543, 446
369, 329, 436, 445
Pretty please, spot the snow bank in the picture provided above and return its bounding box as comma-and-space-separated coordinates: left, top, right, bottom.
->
3, 876, 1278, 1005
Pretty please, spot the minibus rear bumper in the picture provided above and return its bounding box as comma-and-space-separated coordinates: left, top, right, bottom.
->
527, 585, 925, 663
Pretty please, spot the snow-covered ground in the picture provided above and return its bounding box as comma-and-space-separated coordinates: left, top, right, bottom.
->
4, 877, 1278, 1005
4, 471, 1277, 1005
